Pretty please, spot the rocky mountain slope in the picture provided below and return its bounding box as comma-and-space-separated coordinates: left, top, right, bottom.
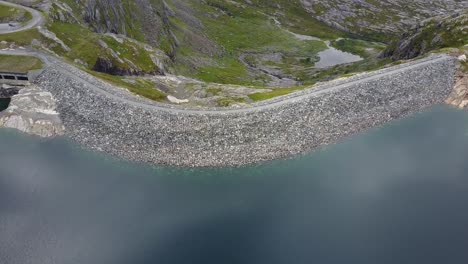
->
382, 10, 468, 60
302, 0, 465, 40
46, 0, 465, 74
1, 0, 466, 106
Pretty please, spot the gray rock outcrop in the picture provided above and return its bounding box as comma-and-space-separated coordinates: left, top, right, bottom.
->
0, 85, 64, 137
0, 84, 20, 98
35, 54, 456, 167
446, 71, 468, 108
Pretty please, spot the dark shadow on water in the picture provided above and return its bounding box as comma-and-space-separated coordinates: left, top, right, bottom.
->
1, 105, 468, 264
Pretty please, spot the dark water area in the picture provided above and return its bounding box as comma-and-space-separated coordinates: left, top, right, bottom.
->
1, 105, 468, 264
0, 98, 10, 111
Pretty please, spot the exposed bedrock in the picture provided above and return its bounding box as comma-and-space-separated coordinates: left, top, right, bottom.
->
446, 70, 468, 109
0, 85, 65, 137
35, 55, 456, 167
0, 84, 20, 98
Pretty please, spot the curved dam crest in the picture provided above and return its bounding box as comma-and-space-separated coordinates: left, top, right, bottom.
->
34, 55, 456, 167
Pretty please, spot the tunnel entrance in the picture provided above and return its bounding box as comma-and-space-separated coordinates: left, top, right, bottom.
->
0, 98, 11, 112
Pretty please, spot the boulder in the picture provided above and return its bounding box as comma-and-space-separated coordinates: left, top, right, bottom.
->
0, 85, 64, 137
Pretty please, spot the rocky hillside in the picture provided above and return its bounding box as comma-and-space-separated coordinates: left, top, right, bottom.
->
2, 0, 466, 106
383, 11, 468, 60
301, 0, 466, 41
0, 1, 31, 23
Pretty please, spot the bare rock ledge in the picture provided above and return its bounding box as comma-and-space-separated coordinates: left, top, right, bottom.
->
446, 71, 468, 109
0, 85, 64, 137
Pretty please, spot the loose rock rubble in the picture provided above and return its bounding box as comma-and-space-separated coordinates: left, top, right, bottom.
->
0, 85, 64, 137
34, 55, 456, 167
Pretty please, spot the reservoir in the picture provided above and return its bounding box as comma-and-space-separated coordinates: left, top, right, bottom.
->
1, 105, 468, 264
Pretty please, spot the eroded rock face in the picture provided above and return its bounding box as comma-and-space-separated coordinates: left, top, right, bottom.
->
446, 71, 468, 109
0, 85, 64, 137
0, 84, 20, 98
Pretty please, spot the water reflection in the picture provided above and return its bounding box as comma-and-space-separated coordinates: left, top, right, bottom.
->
1, 106, 468, 264
315, 41, 363, 68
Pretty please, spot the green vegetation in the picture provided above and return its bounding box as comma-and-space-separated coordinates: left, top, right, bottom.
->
461, 60, 468, 73
168, 0, 338, 86
247, 55, 395, 102
102, 36, 157, 73
217, 97, 246, 106
383, 11, 468, 60
249, 86, 304, 101
0, 54, 43, 73
87, 70, 167, 102
47, 22, 160, 74
198, 1, 329, 52
194, 58, 251, 85
207, 87, 222, 96
331, 39, 386, 58
0, 28, 46, 46
48, 22, 102, 66
53, 0, 146, 42
0, 3, 32, 23
8, 0, 459, 105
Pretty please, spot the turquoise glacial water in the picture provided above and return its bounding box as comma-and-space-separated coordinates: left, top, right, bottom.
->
1, 105, 468, 264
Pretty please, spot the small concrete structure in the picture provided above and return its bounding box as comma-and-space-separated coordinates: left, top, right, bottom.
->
0, 70, 43, 86
0, 71, 30, 85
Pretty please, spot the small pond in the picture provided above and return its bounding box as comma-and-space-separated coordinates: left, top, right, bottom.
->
286, 30, 364, 68
314, 41, 364, 68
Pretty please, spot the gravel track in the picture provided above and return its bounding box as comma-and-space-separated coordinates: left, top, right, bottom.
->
0, 0, 44, 35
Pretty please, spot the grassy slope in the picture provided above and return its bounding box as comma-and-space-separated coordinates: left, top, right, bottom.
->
87, 70, 166, 101
383, 11, 468, 60
0, 54, 43, 72
49, 22, 167, 101
54, 0, 388, 101
0, 0, 412, 104
171, 0, 341, 86
0, 3, 32, 23
48, 22, 159, 73
0, 28, 45, 46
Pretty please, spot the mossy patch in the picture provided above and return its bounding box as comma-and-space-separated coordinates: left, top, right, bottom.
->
0, 28, 46, 46
0, 3, 32, 24
217, 96, 246, 106
87, 70, 167, 102
0, 54, 43, 73
248, 86, 304, 101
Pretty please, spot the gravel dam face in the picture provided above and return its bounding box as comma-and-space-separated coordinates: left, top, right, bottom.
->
35, 55, 456, 167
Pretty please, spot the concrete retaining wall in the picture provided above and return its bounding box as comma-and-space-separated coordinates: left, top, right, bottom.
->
0, 72, 30, 86
35, 55, 456, 167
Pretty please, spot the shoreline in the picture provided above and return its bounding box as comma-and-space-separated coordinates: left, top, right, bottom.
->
32, 54, 456, 167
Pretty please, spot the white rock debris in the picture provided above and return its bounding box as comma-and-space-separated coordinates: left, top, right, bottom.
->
0, 85, 64, 137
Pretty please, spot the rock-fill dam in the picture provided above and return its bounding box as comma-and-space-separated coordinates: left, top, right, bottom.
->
34, 54, 456, 167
